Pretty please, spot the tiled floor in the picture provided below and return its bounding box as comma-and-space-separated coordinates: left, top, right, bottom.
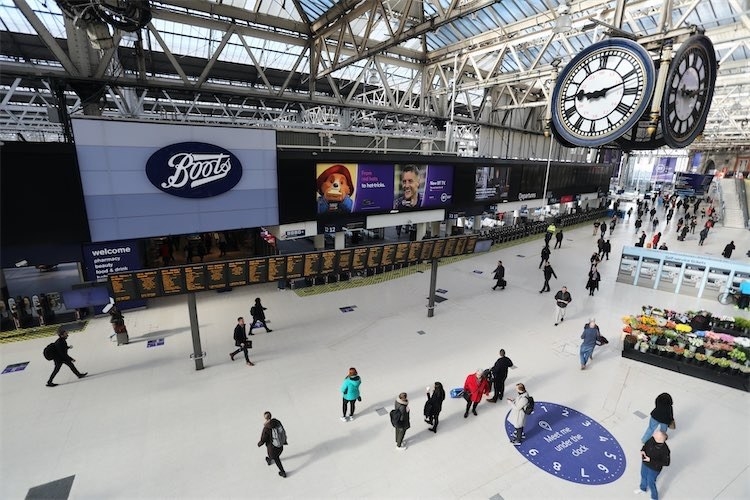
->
1, 201, 749, 499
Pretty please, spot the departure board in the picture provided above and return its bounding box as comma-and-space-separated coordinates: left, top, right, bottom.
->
304, 253, 320, 276
286, 254, 304, 279
443, 237, 457, 257
420, 240, 435, 260
367, 246, 383, 267
227, 260, 248, 287
465, 235, 478, 253
160, 268, 186, 295
184, 265, 207, 292
109, 273, 137, 301
206, 262, 228, 289
320, 251, 338, 275
135, 270, 159, 299
380, 244, 396, 266
394, 243, 409, 263
352, 247, 368, 270
455, 236, 467, 255
432, 239, 446, 259
267, 256, 287, 282
407, 242, 422, 262
248, 258, 268, 284
338, 249, 354, 271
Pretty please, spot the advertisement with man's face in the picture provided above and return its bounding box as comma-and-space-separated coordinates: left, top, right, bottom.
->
316, 163, 452, 215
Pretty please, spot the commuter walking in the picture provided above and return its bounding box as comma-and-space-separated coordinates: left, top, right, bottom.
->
393, 392, 410, 449
636, 431, 671, 499
554, 230, 564, 249
340, 367, 362, 421
539, 245, 551, 269
722, 241, 736, 259
539, 261, 557, 293
462, 369, 491, 418
634, 217, 642, 234
229, 317, 254, 366
554, 286, 572, 326
46, 328, 87, 387
487, 350, 514, 402
249, 297, 273, 334
492, 260, 506, 290
423, 382, 445, 433
580, 319, 598, 369
258, 411, 288, 478
586, 267, 601, 296
602, 240, 611, 260
638, 231, 647, 247
699, 227, 709, 246
507, 383, 530, 445
641, 393, 675, 444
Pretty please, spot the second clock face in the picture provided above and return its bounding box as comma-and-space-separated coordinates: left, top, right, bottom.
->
552, 38, 656, 148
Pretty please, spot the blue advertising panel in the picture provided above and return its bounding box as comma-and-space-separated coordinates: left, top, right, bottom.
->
81, 240, 146, 310
505, 401, 626, 485
420, 164, 454, 207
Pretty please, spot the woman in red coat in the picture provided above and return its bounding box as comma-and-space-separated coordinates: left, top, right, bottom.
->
463, 369, 491, 418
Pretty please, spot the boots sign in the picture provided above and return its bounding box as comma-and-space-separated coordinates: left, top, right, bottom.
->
146, 142, 243, 198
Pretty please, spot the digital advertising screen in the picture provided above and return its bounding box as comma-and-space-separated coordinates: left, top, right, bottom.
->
316, 163, 453, 216
474, 166, 510, 202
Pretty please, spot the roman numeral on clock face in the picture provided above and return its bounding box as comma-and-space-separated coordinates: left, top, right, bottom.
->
614, 102, 631, 116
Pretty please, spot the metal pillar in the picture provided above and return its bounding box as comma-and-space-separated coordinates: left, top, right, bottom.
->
187, 293, 205, 370
427, 258, 438, 318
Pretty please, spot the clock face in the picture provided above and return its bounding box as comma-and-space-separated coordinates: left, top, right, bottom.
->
661, 35, 717, 148
505, 401, 626, 485
552, 38, 656, 148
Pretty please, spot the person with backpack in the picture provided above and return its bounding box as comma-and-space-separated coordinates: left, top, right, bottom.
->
45, 328, 87, 387
249, 297, 272, 334
257, 411, 287, 478
423, 382, 445, 433
580, 319, 599, 370
392, 392, 410, 450
340, 367, 361, 421
462, 369, 491, 418
229, 317, 254, 366
507, 383, 531, 446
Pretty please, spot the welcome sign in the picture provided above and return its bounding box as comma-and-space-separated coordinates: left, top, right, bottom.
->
146, 142, 243, 198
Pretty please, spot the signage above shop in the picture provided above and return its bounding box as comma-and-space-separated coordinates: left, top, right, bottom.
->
146, 142, 243, 198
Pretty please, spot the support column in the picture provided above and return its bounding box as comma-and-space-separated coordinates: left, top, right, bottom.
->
313, 234, 325, 251
187, 293, 204, 371
415, 223, 427, 241
334, 231, 345, 250
427, 258, 438, 317
473, 215, 482, 233
430, 221, 441, 238
447, 218, 458, 236
0, 269, 8, 304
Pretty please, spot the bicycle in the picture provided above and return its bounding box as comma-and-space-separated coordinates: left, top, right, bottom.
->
717, 287, 740, 305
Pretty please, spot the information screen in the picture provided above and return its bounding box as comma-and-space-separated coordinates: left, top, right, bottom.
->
206, 262, 228, 289
352, 248, 369, 270
135, 270, 160, 299
338, 249, 354, 272
408, 242, 423, 262
110, 273, 137, 301
320, 251, 338, 274
432, 239, 446, 259
443, 237, 457, 257
420, 240, 435, 260
160, 268, 186, 295
367, 246, 383, 267
248, 258, 268, 284
394, 243, 409, 263
286, 255, 305, 279
268, 256, 287, 281
185, 265, 207, 292
380, 244, 396, 266
228, 260, 248, 287
304, 253, 320, 276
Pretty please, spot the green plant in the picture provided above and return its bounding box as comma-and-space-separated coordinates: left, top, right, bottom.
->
734, 317, 750, 330
729, 348, 747, 363
716, 358, 731, 368
706, 356, 719, 365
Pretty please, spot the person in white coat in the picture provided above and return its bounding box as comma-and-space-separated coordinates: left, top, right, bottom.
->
507, 383, 530, 446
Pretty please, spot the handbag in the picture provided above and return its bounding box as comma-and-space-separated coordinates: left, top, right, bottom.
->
247, 340, 253, 349
668, 419, 676, 430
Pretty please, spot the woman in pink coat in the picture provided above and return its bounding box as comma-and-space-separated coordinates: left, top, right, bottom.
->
463, 369, 491, 418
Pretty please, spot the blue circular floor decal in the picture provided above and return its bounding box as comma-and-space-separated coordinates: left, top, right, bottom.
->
505, 401, 626, 484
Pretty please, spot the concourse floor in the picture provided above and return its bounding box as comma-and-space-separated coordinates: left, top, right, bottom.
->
1, 202, 749, 499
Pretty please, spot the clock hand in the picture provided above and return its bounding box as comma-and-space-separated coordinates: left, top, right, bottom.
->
584, 81, 624, 99
563, 89, 587, 101
679, 86, 705, 98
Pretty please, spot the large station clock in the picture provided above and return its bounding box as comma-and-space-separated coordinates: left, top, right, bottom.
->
661, 35, 718, 148
551, 38, 656, 148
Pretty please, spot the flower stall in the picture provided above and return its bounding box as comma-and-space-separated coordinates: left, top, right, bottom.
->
621, 307, 750, 392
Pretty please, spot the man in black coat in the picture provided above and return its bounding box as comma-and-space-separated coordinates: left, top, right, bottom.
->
47, 329, 87, 387
487, 349, 514, 402
539, 261, 557, 293
492, 260, 506, 290
249, 297, 273, 334
603, 239, 612, 260
230, 317, 254, 366
554, 230, 564, 249
539, 245, 551, 269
